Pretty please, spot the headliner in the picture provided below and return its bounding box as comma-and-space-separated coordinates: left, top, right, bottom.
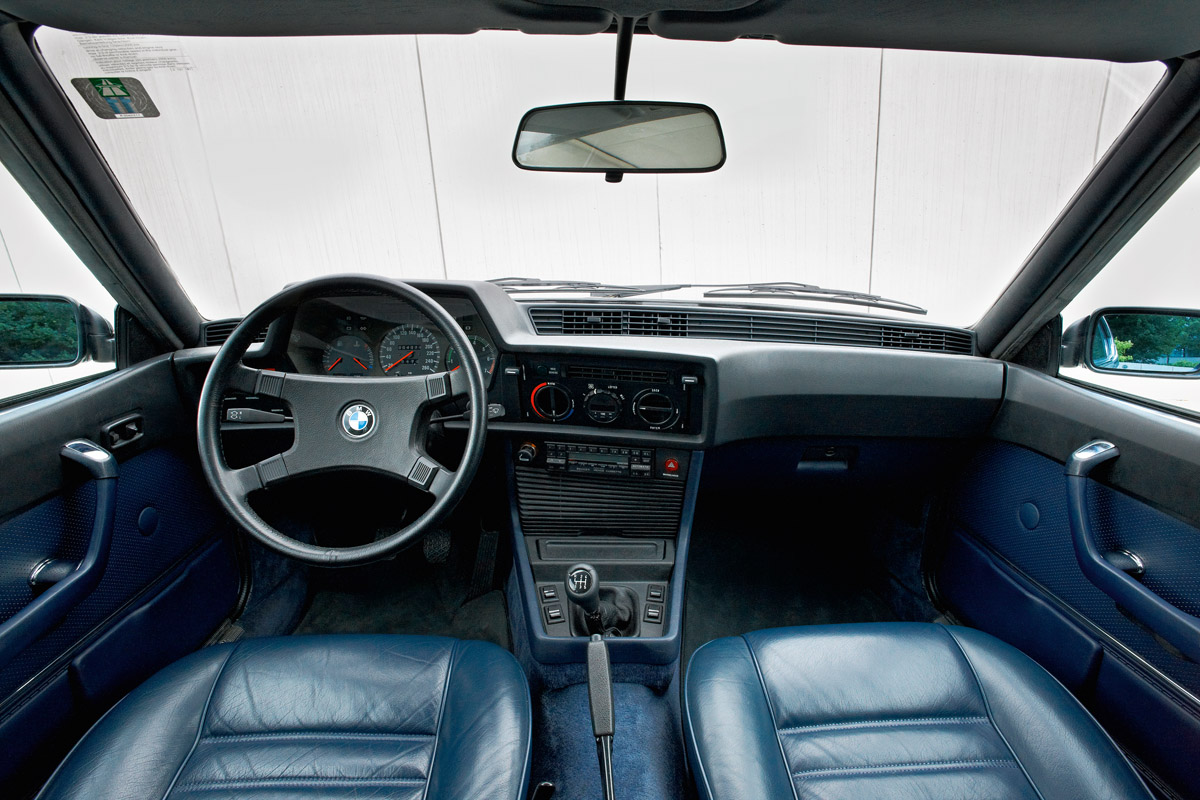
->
0, 0, 1197, 63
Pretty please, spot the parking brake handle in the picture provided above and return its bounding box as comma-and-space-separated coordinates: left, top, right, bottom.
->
587, 633, 616, 800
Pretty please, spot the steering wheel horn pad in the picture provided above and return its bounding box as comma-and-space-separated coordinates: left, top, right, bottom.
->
197, 275, 487, 566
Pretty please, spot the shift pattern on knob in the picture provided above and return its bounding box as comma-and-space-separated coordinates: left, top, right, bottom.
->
565, 563, 601, 616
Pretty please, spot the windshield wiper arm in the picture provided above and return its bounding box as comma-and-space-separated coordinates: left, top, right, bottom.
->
700, 282, 926, 315
488, 277, 688, 298
490, 277, 925, 313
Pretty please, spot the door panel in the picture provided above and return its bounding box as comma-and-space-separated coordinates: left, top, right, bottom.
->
0, 355, 240, 797
934, 365, 1200, 798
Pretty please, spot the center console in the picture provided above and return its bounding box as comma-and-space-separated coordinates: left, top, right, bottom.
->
505, 355, 706, 664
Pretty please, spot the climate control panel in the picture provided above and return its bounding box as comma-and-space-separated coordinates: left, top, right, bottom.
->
518, 357, 702, 433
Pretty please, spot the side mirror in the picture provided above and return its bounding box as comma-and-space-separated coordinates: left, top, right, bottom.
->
1063, 307, 1200, 377
513, 101, 725, 175
0, 294, 114, 368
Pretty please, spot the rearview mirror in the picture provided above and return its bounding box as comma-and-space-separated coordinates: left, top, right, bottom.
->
1064, 308, 1200, 377
0, 294, 113, 368
513, 102, 725, 174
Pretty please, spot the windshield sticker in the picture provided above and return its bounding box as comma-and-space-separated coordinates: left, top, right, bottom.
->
71, 78, 160, 120
71, 34, 194, 73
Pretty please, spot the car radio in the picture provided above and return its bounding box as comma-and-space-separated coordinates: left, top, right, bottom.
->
515, 440, 690, 481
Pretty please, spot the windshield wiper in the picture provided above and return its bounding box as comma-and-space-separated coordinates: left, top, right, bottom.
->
700, 282, 926, 315
490, 277, 926, 314
488, 277, 688, 298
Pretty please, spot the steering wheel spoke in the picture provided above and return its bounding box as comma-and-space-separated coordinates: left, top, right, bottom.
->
227, 463, 266, 499
422, 460, 456, 500
446, 366, 471, 399
227, 364, 285, 396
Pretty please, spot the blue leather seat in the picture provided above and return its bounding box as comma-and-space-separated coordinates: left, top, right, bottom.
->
684, 623, 1152, 800
36, 635, 531, 800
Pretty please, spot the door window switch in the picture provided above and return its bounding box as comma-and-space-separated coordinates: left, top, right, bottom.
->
644, 603, 663, 623
647, 584, 665, 602
544, 604, 565, 624
540, 584, 559, 602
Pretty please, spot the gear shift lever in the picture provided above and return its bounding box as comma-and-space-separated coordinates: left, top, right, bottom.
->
565, 563, 603, 635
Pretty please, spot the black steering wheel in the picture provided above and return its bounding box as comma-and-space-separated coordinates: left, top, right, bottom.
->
197, 275, 488, 566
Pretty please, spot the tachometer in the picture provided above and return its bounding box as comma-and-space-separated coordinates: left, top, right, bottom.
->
379, 324, 441, 376
445, 335, 497, 375
322, 335, 374, 374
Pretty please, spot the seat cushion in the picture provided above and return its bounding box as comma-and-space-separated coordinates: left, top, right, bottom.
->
684, 623, 1152, 800
38, 635, 531, 800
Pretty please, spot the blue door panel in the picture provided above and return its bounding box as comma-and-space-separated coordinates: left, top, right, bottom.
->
938, 441, 1200, 798
70, 537, 237, 709
938, 534, 1102, 692
0, 445, 239, 795
946, 441, 1200, 694
938, 530, 1200, 799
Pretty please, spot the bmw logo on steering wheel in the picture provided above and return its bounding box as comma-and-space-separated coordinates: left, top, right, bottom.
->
340, 402, 376, 438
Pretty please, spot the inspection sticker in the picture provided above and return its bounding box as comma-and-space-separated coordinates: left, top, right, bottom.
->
71, 77, 160, 119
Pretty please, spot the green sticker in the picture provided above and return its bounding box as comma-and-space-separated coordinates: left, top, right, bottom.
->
71, 77, 160, 119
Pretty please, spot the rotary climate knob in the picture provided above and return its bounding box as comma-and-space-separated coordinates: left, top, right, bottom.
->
584, 389, 622, 424
531, 382, 574, 421
633, 389, 678, 429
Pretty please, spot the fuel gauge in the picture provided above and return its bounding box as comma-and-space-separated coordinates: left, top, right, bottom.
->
322, 335, 374, 374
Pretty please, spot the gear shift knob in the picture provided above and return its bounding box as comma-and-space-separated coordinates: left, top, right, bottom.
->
565, 563, 600, 616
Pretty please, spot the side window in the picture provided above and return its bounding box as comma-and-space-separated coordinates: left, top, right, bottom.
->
1059, 164, 1200, 416
0, 162, 116, 403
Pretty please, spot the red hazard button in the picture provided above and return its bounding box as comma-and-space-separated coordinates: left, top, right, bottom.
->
664, 457, 680, 474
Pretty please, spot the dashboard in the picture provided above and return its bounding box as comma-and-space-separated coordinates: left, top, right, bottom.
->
214, 280, 1004, 448
285, 295, 497, 383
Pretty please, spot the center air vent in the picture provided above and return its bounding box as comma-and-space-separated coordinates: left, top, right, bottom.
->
528, 306, 974, 355
561, 309, 623, 335
567, 365, 667, 384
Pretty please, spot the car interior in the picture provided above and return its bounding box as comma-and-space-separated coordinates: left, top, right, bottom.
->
1, 2, 1200, 799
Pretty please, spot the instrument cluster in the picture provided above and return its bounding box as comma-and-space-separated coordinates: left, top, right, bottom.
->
286, 294, 498, 382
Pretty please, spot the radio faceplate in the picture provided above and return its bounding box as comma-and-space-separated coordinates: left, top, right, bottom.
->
517, 357, 702, 433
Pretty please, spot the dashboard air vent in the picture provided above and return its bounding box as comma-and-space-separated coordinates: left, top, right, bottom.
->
561, 309, 623, 336
528, 306, 974, 355
203, 319, 268, 347
627, 310, 687, 337
566, 365, 668, 384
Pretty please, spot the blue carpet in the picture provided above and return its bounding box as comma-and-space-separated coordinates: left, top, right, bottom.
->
533, 681, 685, 800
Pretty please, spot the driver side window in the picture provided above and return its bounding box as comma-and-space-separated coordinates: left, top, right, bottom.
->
0, 160, 115, 403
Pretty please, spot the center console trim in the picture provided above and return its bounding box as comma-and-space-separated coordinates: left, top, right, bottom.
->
506, 441, 703, 665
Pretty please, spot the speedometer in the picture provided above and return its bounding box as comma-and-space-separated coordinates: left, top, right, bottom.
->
378, 324, 441, 376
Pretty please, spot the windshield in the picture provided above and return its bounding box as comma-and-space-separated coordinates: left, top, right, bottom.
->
34, 29, 1164, 325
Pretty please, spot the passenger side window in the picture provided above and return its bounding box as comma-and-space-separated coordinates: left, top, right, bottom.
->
1059, 164, 1200, 416
0, 161, 115, 403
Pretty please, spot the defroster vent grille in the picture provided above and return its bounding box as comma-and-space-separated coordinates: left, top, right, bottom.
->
515, 466, 685, 537
528, 306, 974, 355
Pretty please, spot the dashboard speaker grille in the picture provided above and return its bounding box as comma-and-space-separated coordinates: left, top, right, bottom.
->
514, 466, 685, 537
528, 306, 974, 355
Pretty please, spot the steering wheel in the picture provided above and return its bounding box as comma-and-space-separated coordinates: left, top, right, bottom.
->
197, 275, 488, 566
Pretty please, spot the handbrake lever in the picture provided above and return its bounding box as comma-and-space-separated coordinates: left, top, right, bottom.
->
586, 633, 615, 800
